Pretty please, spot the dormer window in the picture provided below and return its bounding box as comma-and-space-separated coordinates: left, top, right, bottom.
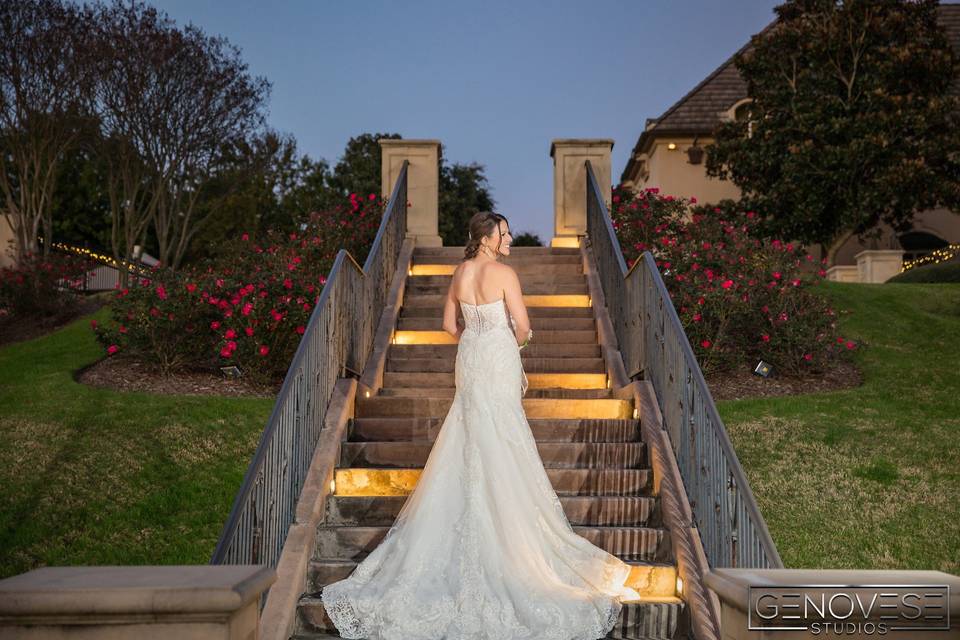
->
732, 98, 755, 139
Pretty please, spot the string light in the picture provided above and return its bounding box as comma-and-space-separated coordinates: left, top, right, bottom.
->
40, 238, 152, 277
900, 243, 960, 272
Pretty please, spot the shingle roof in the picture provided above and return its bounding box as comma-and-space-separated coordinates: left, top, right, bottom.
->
621, 3, 960, 184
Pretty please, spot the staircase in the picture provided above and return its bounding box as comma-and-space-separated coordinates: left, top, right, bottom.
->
292, 246, 686, 639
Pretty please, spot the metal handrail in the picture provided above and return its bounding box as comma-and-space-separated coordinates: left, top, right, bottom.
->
210, 161, 409, 571
585, 160, 783, 569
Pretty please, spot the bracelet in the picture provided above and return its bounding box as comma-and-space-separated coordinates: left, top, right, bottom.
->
519, 329, 533, 350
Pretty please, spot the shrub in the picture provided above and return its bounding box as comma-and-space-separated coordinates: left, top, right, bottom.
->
0, 251, 96, 320
887, 260, 960, 284
94, 194, 385, 381
609, 186, 857, 375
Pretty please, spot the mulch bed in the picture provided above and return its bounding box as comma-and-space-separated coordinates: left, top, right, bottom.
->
76, 354, 282, 399
704, 359, 864, 402
5, 295, 863, 402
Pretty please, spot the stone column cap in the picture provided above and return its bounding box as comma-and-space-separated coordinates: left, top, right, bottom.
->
705, 568, 960, 615
378, 139, 441, 147
0, 565, 275, 616
550, 139, 615, 157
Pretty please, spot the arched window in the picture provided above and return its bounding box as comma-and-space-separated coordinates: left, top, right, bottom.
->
733, 100, 755, 139
898, 231, 949, 262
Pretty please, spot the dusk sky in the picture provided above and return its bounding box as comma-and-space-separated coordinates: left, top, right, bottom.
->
153, 0, 783, 242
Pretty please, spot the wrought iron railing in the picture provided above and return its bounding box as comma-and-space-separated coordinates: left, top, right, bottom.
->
210, 161, 409, 571
585, 160, 783, 570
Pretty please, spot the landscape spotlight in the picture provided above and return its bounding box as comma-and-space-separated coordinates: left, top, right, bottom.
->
753, 360, 775, 378
220, 365, 242, 379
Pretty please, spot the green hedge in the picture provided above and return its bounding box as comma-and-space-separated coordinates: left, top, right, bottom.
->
887, 260, 960, 283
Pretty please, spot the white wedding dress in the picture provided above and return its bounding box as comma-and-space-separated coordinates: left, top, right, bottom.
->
321, 296, 640, 640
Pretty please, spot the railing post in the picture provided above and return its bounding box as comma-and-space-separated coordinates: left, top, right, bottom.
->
379, 139, 441, 247
550, 139, 614, 247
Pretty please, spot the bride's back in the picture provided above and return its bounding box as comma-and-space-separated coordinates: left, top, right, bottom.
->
452, 259, 509, 306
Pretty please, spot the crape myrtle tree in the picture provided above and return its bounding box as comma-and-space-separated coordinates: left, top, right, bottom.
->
0, 0, 96, 263
91, 0, 270, 271
705, 0, 960, 262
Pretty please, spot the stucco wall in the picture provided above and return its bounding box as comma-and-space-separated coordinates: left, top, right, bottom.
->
626, 135, 960, 269
0, 214, 15, 268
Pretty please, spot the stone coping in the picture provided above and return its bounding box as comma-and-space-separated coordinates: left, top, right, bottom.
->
705, 568, 960, 617
0, 565, 275, 616
550, 138, 615, 157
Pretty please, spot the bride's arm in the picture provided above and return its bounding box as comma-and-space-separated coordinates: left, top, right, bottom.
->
441, 269, 463, 339
502, 266, 531, 347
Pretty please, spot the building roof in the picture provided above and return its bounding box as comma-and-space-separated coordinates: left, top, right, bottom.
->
621, 3, 960, 184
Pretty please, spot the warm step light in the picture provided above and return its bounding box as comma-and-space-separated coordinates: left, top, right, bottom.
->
393, 330, 455, 345
335, 469, 421, 496
624, 564, 679, 600
527, 373, 606, 389
524, 294, 590, 308
550, 236, 580, 248
410, 264, 456, 276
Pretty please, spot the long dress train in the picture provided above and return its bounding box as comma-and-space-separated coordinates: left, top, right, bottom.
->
321, 297, 640, 640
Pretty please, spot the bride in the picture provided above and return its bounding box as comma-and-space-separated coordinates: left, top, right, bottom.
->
321, 211, 640, 639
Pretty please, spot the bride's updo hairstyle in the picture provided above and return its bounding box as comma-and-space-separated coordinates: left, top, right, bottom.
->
464, 211, 509, 260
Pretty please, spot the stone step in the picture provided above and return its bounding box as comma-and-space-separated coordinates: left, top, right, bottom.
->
382, 371, 607, 390
325, 495, 659, 527
296, 590, 684, 639
396, 315, 595, 331
403, 293, 590, 308
387, 342, 601, 358
378, 387, 613, 399
339, 441, 646, 469
408, 282, 589, 296
410, 262, 583, 276
356, 397, 634, 420
349, 417, 641, 443
315, 525, 672, 563
393, 329, 598, 345
333, 467, 652, 497
414, 254, 582, 266
414, 246, 580, 257
385, 356, 606, 374
306, 556, 674, 595
400, 305, 595, 318
409, 273, 587, 287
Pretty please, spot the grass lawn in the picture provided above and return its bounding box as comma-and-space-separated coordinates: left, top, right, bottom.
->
0, 304, 273, 579
719, 281, 960, 575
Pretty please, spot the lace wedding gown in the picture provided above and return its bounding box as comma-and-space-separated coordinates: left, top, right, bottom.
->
321, 297, 640, 640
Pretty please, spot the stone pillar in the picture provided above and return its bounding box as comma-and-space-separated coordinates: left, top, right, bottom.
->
855, 249, 904, 283
705, 568, 960, 640
0, 565, 275, 640
550, 139, 614, 247
379, 139, 442, 247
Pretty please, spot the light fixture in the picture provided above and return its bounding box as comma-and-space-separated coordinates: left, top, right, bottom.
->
676, 575, 684, 596
632, 407, 639, 420
365, 390, 371, 398
753, 360, 775, 378
220, 365, 242, 378
667, 142, 677, 150
329, 479, 336, 494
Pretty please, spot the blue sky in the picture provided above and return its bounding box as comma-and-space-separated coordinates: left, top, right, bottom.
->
153, 0, 782, 242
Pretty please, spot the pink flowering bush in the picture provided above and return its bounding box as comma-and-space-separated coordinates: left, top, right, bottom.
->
0, 251, 97, 319
610, 187, 858, 375
93, 194, 385, 381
